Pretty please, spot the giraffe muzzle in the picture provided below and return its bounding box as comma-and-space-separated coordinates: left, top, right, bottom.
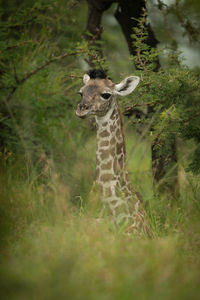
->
76, 103, 92, 118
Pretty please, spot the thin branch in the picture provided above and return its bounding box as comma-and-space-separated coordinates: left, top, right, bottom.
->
4, 50, 82, 102
0, 41, 38, 55
136, 10, 148, 71
124, 101, 156, 113
12, 59, 20, 84
6, 87, 17, 102
19, 51, 79, 84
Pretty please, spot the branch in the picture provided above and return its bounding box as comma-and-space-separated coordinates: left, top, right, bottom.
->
0, 41, 38, 55
136, 10, 148, 71
5, 50, 81, 102
124, 101, 156, 110
85, 0, 114, 67
19, 51, 78, 84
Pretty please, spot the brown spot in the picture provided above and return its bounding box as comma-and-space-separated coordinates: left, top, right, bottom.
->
121, 185, 127, 191
113, 158, 122, 174
128, 183, 132, 191
100, 150, 110, 160
96, 156, 101, 166
104, 187, 112, 197
100, 174, 113, 182
117, 118, 121, 126
120, 173, 128, 188
110, 137, 116, 145
99, 130, 110, 138
121, 186, 130, 196
119, 154, 124, 168
116, 128, 121, 139
100, 140, 109, 147
115, 203, 127, 216
110, 146, 115, 157
116, 142, 123, 155
111, 109, 116, 120
101, 160, 112, 170
120, 178, 126, 187
110, 199, 118, 206
113, 157, 118, 173
102, 122, 108, 127
110, 125, 115, 132
96, 167, 100, 178
125, 172, 130, 182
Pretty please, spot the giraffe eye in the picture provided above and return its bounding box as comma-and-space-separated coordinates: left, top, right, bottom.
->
101, 93, 111, 100
78, 92, 82, 96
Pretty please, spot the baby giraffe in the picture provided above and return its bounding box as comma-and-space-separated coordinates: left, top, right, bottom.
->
76, 69, 150, 234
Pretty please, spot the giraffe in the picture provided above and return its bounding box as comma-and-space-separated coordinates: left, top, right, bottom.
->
76, 69, 150, 234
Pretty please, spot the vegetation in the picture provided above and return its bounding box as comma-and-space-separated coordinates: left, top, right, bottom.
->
0, 0, 200, 299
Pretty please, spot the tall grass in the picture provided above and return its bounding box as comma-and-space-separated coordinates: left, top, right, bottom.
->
0, 122, 200, 300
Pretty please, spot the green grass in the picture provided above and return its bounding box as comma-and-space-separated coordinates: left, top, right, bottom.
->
0, 128, 200, 300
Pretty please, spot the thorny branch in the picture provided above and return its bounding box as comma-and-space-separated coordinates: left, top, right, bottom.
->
135, 10, 148, 71
123, 101, 155, 116
3, 43, 106, 103
4, 50, 85, 103
0, 41, 38, 55
19, 51, 79, 85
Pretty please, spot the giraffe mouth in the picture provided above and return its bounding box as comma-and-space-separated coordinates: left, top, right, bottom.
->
76, 104, 107, 118
76, 109, 106, 119
76, 106, 91, 119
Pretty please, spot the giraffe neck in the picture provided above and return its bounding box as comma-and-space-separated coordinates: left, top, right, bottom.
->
95, 100, 136, 224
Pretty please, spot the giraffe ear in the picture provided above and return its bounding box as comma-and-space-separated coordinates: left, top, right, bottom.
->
83, 74, 90, 84
114, 76, 140, 96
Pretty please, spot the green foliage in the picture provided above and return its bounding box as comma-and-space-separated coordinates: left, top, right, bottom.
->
130, 9, 161, 72
128, 8, 200, 174
0, 0, 101, 207
0, 0, 94, 170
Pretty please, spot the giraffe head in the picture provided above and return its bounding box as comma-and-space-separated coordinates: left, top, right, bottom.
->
76, 69, 140, 119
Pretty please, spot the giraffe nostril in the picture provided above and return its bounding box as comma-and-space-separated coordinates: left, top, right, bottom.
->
80, 102, 90, 110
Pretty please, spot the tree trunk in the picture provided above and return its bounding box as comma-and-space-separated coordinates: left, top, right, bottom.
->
115, 0, 160, 67
115, 0, 177, 192
85, 0, 114, 66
